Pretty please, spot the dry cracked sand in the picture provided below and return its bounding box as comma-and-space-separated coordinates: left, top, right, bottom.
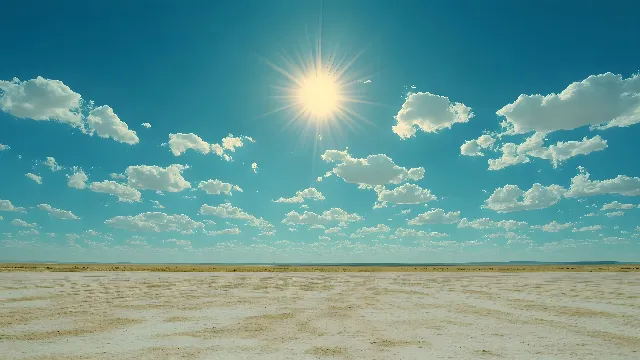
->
1, 271, 639, 359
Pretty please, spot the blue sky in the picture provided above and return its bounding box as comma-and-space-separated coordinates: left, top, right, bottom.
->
1, 0, 639, 263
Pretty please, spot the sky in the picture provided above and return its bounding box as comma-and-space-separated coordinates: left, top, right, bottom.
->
1, 0, 639, 263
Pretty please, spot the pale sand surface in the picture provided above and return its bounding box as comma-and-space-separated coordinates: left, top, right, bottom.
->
1, 272, 639, 359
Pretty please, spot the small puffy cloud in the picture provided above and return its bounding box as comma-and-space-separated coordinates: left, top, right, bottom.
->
0, 144, 10, 151
565, 167, 640, 197
168, 133, 253, 161
141, 122, 151, 128
572, 225, 602, 232
393, 228, 448, 239
110, 173, 126, 180
393, 92, 474, 139
408, 209, 460, 225
375, 183, 437, 207
90, 180, 141, 203
200, 203, 274, 232
532, 221, 574, 232
12, 219, 36, 228
106, 212, 204, 233
460, 135, 496, 156
282, 208, 362, 226
168, 133, 211, 156
274, 187, 325, 203
164, 239, 191, 246
0, 76, 82, 126
458, 218, 529, 230
25, 173, 42, 184
199, 179, 243, 196
37, 204, 80, 220
601, 201, 635, 211
66, 167, 88, 189
497, 73, 640, 134
151, 200, 165, 209
483, 183, 565, 212
126, 164, 191, 192
322, 149, 424, 186
325, 226, 342, 234
252, 162, 258, 173
206, 228, 241, 236
488, 134, 607, 170
350, 224, 391, 238
605, 211, 625, 218
0, 199, 26, 212
86, 106, 139, 145
43, 157, 62, 171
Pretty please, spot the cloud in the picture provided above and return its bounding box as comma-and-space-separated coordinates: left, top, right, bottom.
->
532, 221, 574, 232
110, 173, 126, 180
199, 179, 243, 196
392, 228, 448, 238
126, 164, 191, 192
0, 144, 10, 151
601, 201, 635, 211
89, 180, 142, 202
164, 239, 192, 246
350, 224, 391, 238
458, 218, 529, 230
141, 122, 151, 128
605, 211, 625, 218
206, 228, 241, 236
322, 149, 424, 186
497, 73, 640, 134
572, 225, 602, 232
200, 203, 274, 232
0, 199, 26, 212
11, 219, 36, 228
151, 200, 165, 209
167, 133, 254, 161
565, 167, 640, 197
106, 212, 204, 233
66, 167, 88, 189
282, 208, 362, 226
43, 157, 62, 171
408, 209, 460, 225
483, 183, 565, 212
37, 204, 80, 220
0, 77, 137, 144
460, 135, 496, 156
374, 183, 437, 207
488, 134, 608, 170
274, 187, 325, 203
0, 76, 83, 126
86, 106, 139, 145
25, 173, 42, 184
252, 162, 258, 173
393, 92, 474, 139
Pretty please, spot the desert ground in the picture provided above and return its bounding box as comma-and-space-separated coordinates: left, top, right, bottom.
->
1, 270, 639, 359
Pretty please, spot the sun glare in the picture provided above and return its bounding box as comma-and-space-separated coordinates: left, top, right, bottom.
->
299, 73, 340, 118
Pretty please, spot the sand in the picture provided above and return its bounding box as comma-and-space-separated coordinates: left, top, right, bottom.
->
1, 271, 639, 359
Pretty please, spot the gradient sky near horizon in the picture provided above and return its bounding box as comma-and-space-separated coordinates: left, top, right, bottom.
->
1, 0, 640, 263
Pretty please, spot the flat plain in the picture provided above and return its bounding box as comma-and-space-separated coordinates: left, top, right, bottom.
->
1, 268, 639, 359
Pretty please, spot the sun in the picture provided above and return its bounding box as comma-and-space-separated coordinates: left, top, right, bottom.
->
298, 72, 341, 119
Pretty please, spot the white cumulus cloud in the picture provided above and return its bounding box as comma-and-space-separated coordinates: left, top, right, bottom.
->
460, 135, 496, 156
605, 211, 625, 218
0, 199, 26, 212
374, 183, 437, 207
12, 219, 36, 228
86, 105, 139, 145
282, 208, 362, 226
200, 203, 274, 232
37, 204, 80, 220
141, 122, 151, 128
126, 164, 191, 192
483, 183, 566, 212
199, 179, 243, 196
168, 133, 254, 161
601, 201, 635, 211
90, 180, 142, 203
66, 167, 88, 189
572, 225, 602, 232
322, 149, 424, 186
408, 209, 460, 225
0, 144, 10, 151
43, 157, 62, 171
25, 173, 42, 184
393, 92, 474, 139
106, 212, 204, 233
565, 167, 640, 197
532, 221, 574, 232
458, 218, 529, 230
497, 73, 640, 134
274, 187, 325, 203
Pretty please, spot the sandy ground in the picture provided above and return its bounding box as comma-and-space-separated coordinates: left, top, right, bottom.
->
1, 272, 639, 360
2, 263, 640, 272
